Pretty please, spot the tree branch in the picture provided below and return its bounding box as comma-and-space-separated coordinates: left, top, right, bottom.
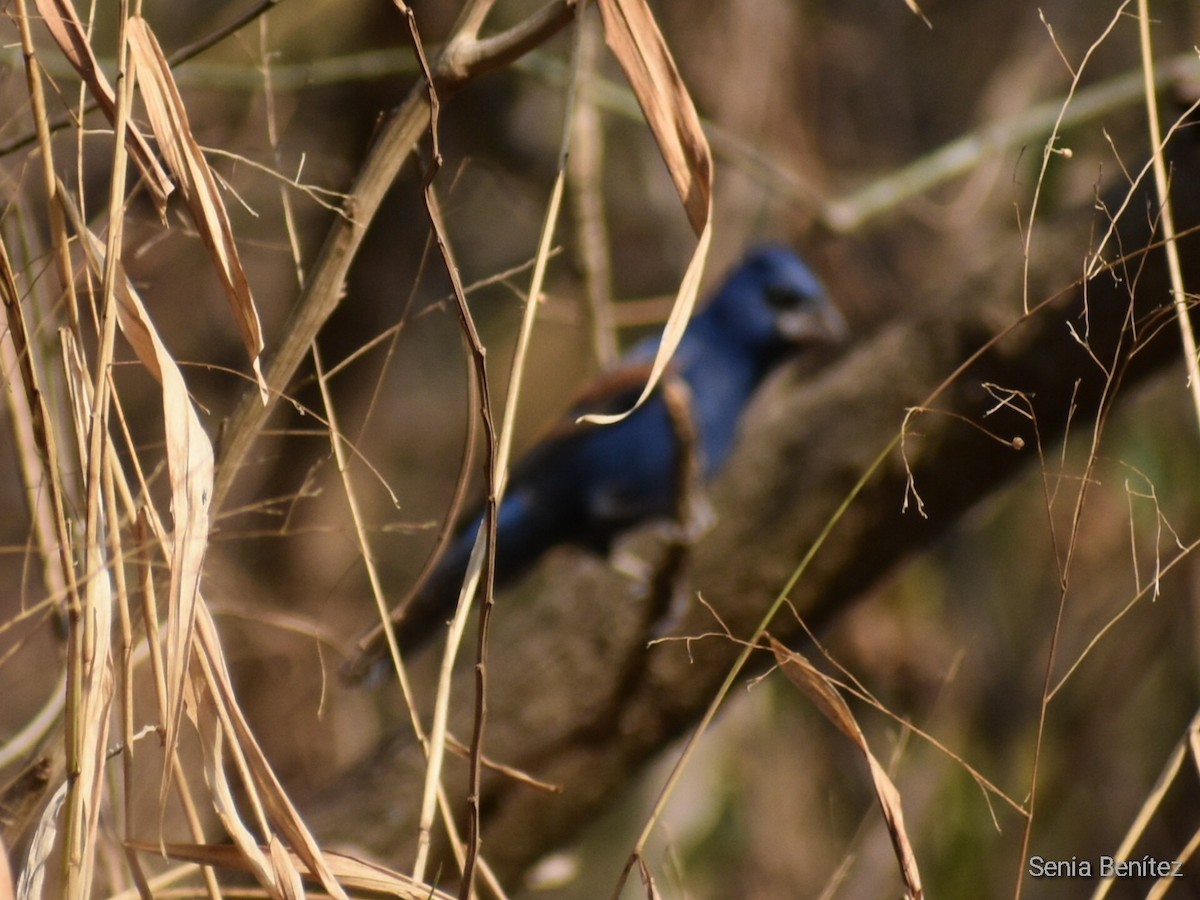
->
306, 122, 1200, 889
212, 0, 580, 514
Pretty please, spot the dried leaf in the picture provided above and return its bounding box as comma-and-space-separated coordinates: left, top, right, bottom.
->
193, 603, 350, 899
128, 840, 458, 899
127, 17, 267, 401
269, 836, 306, 900
595, 0, 712, 235
577, 212, 711, 426
771, 637, 924, 900
32, 0, 172, 210
202, 724, 279, 892
582, 0, 714, 426
59, 195, 214, 829
15, 781, 68, 900
906, 0, 933, 29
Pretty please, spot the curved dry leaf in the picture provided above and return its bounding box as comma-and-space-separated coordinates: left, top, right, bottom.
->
203, 724, 280, 893
582, 0, 714, 426
193, 604, 350, 899
770, 637, 924, 900
59, 196, 214, 834
577, 207, 711, 426
15, 780, 68, 900
595, 0, 712, 235
31, 0, 172, 210
127, 17, 267, 402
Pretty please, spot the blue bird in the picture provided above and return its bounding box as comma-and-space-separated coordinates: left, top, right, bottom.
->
349, 246, 846, 672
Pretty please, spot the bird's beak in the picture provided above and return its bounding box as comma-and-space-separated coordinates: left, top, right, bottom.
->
780, 301, 849, 347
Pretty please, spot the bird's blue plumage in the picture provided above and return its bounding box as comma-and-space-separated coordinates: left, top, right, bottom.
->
383, 246, 845, 656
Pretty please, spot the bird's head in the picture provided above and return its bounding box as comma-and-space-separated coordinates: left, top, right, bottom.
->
705, 245, 847, 360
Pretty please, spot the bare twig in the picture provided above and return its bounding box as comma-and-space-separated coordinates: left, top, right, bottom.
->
0, 0, 291, 158
417, 182, 500, 900
212, 0, 579, 514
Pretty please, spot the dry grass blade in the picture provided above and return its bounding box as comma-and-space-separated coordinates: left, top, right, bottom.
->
0, 236, 76, 607
1133, 4, 1200, 434
15, 781, 67, 900
1089, 708, 1200, 900
904, 0, 932, 28
576, 216, 709, 430
200, 719, 284, 892
127, 840, 458, 899
581, 0, 713, 427
770, 637, 924, 900
636, 855, 662, 899
594, 0, 711, 235
56, 329, 115, 897
60, 198, 214, 826
69, 566, 114, 896
127, 16, 267, 401
270, 835, 307, 900
192, 604, 350, 899
30, 0, 172, 210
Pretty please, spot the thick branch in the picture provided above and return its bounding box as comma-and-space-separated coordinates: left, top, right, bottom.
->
307, 128, 1200, 887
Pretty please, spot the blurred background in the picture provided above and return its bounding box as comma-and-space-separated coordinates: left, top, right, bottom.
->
2, 1, 1200, 897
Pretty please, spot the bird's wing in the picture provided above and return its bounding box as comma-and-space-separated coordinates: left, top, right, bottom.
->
511, 360, 667, 471
540, 355, 672, 436
568, 360, 661, 413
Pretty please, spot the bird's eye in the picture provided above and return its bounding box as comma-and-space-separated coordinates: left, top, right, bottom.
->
765, 285, 806, 311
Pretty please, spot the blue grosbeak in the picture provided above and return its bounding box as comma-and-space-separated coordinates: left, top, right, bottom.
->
351, 246, 845, 670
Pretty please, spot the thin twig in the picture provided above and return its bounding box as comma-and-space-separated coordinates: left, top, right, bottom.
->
0, 0, 291, 158
417, 182, 500, 900
212, 0, 578, 515
1020, 4, 1131, 313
